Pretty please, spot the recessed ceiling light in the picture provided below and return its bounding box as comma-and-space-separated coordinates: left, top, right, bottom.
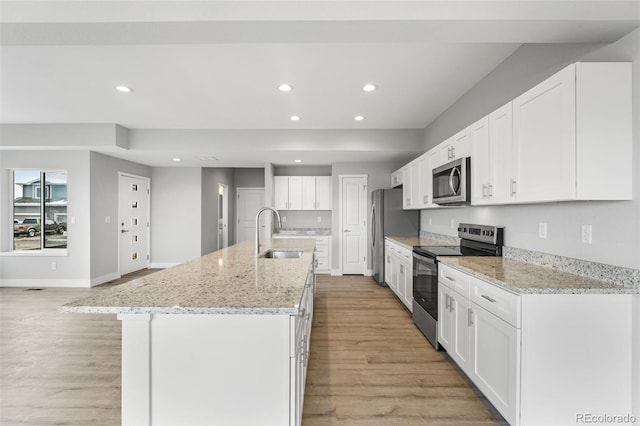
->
294, 159, 302, 163
290, 115, 301, 121
115, 85, 133, 93
172, 158, 181, 162
354, 115, 366, 121
363, 84, 377, 92
278, 83, 293, 92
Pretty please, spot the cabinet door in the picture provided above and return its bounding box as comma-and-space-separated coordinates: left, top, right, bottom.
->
288, 176, 303, 210
391, 170, 403, 188
451, 126, 471, 160
397, 260, 407, 302
274, 176, 289, 210
384, 251, 392, 285
402, 167, 412, 209
401, 260, 413, 312
488, 102, 513, 203
449, 292, 470, 373
470, 116, 490, 205
438, 286, 452, 350
410, 161, 419, 210
469, 304, 520, 425
417, 153, 431, 207
302, 176, 316, 210
315, 176, 332, 210
512, 64, 576, 203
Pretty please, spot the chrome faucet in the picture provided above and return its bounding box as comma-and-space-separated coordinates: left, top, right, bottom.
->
255, 207, 282, 256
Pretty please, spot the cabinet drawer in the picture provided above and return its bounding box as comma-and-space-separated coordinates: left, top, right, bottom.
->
314, 236, 329, 246
396, 247, 412, 262
470, 277, 520, 328
315, 245, 329, 257
439, 264, 471, 298
316, 258, 329, 270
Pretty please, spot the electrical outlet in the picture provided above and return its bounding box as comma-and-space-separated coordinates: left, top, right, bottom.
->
70, 216, 76, 224
538, 223, 547, 239
450, 219, 455, 229
581, 225, 592, 244
281, 216, 286, 223
51, 262, 57, 271
317, 216, 322, 223
428, 218, 433, 226
105, 216, 111, 223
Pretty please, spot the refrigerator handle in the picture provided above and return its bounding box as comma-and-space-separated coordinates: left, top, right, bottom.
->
370, 204, 376, 249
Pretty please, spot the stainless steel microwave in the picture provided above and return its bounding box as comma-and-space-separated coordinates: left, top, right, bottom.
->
432, 157, 471, 205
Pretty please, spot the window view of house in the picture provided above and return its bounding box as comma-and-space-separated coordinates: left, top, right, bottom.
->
13, 170, 67, 250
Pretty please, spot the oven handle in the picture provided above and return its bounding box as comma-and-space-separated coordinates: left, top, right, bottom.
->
412, 252, 436, 265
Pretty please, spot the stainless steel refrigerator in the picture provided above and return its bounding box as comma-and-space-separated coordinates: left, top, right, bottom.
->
370, 188, 420, 286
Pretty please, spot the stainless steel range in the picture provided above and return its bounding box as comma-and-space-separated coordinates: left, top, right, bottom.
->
412, 223, 504, 349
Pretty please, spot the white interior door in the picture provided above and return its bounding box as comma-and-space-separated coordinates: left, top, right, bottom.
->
236, 188, 265, 243
119, 174, 150, 275
340, 175, 367, 275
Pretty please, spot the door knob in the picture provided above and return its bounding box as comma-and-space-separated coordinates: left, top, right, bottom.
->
121, 229, 129, 233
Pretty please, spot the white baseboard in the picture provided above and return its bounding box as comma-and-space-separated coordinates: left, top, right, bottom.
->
150, 262, 179, 269
0, 278, 92, 288
331, 268, 342, 276
365, 269, 372, 277
90, 272, 120, 287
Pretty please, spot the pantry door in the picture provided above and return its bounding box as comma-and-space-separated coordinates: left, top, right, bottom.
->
118, 173, 150, 276
340, 175, 368, 275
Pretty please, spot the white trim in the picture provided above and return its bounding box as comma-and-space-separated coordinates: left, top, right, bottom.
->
365, 269, 372, 277
91, 272, 120, 287
0, 279, 92, 288
150, 262, 179, 269
338, 174, 368, 275
0, 250, 68, 257
118, 172, 151, 276
331, 268, 342, 276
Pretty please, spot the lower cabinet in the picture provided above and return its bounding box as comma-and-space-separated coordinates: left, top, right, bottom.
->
291, 269, 314, 426
438, 263, 633, 426
273, 235, 331, 274
384, 239, 413, 312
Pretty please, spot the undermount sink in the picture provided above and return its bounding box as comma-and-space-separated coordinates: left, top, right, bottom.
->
260, 249, 303, 259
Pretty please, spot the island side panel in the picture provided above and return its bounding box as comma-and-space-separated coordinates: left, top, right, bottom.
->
118, 314, 152, 426
149, 313, 292, 426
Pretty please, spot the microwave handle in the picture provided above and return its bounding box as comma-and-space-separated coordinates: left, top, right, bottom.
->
449, 167, 460, 195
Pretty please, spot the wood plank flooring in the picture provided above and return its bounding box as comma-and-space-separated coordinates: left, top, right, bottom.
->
1, 272, 504, 425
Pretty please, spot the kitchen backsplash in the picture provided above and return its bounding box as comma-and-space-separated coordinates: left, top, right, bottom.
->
278, 210, 332, 229
419, 230, 460, 245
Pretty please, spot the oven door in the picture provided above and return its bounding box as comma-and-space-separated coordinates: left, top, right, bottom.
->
413, 251, 438, 320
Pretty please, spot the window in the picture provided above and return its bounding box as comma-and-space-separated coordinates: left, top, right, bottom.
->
12, 170, 67, 251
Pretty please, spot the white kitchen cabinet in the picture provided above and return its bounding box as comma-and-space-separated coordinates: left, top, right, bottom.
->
385, 239, 413, 312
276, 176, 331, 211
275, 176, 303, 210
437, 263, 633, 426
402, 160, 419, 210
440, 126, 471, 165
315, 176, 332, 210
471, 103, 514, 206
272, 234, 331, 274
391, 169, 403, 188
511, 62, 632, 203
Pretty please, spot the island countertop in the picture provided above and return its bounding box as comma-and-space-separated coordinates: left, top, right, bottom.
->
61, 239, 316, 315
439, 256, 638, 295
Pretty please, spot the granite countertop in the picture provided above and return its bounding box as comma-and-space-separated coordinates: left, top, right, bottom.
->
385, 235, 450, 250
439, 257, 637, 295
61, 239, 316, 315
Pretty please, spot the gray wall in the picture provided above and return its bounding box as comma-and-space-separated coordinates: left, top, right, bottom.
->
89, 152, 151, 281
0, 150, 92, 285
331, 160, 405, 269
233, 168, 265, 188
150, 167, 202, 265
421, 32, 640, 270
201, 167, 235, 255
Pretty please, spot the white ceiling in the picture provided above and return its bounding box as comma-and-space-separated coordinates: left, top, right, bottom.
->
1, 1, 639, 167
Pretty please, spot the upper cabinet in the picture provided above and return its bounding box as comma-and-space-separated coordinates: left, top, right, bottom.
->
439, 127, 471, 167
471, 103, 513, 205
391, 169, 403, 188
276, 176, 332, 211
510, 62, 632, 203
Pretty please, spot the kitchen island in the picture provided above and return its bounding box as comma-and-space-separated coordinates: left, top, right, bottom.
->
62, 239, 317, 426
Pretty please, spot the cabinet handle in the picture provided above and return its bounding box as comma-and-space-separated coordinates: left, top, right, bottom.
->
481, 294, 497, 303
449, 295, 454, 312
510, 179, 517, 196
482, 184, 487, 198
468, 308, 473, 326
451, 147, 455, 158
488, 184, 493, 197
445, 275, 455, 282
445, 294, 450, 310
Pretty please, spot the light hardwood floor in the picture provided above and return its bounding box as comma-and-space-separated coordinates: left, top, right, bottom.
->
1, 272, 504, 425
